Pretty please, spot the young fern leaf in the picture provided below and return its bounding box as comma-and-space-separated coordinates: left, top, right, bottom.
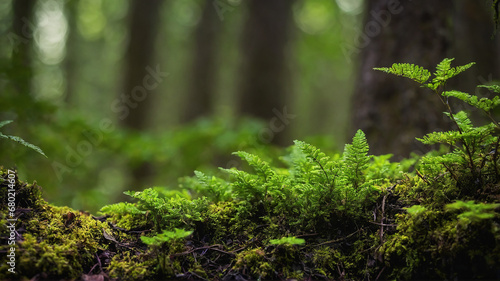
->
428, 58, 475, 90
233, 151, 275, 181
294, 140, 334, 186
193, 170, 230, 201
374, 63, 431, 84
343, 130, 371, 189
219, 167, 265, 202
445, 111, 473, 132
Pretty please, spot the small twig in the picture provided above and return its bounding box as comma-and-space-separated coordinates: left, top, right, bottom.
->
442, 163, 458, 182
170, 245, 236, 258
375, 265, 386, 281
88, 253, 102, 274
369, 221, 398, 227
314, 228, 362, 247
415, 169, 429, 184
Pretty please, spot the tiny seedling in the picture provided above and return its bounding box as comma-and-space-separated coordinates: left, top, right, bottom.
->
269, 236, 305, 246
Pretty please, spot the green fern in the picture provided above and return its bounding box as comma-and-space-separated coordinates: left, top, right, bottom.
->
374, 63, 431, 84
140, 228, 193, 246
446, 200, 500, 224
342, 130, 371, 189
191, 170, 231, 202
294, 140, 336, 187
478, 84, 500, 93
426, 58, 475, 90
233, 151, 276, 181
0, 120, 47, 158
443, 90, 500, 112
373, 58, 475, 92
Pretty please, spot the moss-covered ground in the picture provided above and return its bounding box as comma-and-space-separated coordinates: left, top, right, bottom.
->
1, 59, 500, 280
1, 155, 499, 281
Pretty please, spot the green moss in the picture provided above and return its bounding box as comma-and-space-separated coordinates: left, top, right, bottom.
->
108, 252, 154, 280
0, 168, 116, 280
233, 248, 272, 279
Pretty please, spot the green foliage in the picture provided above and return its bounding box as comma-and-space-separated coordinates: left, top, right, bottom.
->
269, 236, 305, 246
140, 228, 192, 246
376, 58, 500, 279
101, 187, 208, 232
446, 200, 500, 224
427, 58, 475, 90
443, 90, 500, 112
374, 63, 431, 84
405, 204, 427, 216
0, 120, 47, 157
377, 58, 500, 201
8, 57, 500, 280
374, 58, 475, 91
342, 129, 371, 189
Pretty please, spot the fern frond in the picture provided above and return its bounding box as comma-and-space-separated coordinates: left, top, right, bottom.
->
445, 111, 473, 132
342, 130, 371, 188
0, 120, 13, 129
420, 152, 466, 169
219, 167, 265, 202
234, 151, 276, 181
446, 200, 500, 223
192, 170, 231, 201
428, 59, 475, 90
443, 90, 500, 112
478, 84, 500, 93
417, 131, 463, 146
374, 63, 431, 84
294, 140, 335, 186
0, 133, 47, 158
0, 120, 47, 157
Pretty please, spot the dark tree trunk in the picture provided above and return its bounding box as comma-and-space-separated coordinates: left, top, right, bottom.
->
453, 0, 500, 93
9, 0, 37, 120
121, 0, 164, 189
351, 0, 454, 158
238, 0, 295, 146
63, 0, 79, 106
181, 0, 220, 123
121, 0, 163, 130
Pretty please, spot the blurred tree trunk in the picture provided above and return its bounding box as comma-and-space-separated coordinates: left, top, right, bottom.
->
63, 0, 79, 106
351, 0, 454, 159
238, 0, 295, 146
10, 0, 37, 120
452, 0, 500, 94
181, 0, 220, 123
121, 0, 163, 189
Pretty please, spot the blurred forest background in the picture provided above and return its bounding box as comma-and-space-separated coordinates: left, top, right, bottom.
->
0, 0, 499, 213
